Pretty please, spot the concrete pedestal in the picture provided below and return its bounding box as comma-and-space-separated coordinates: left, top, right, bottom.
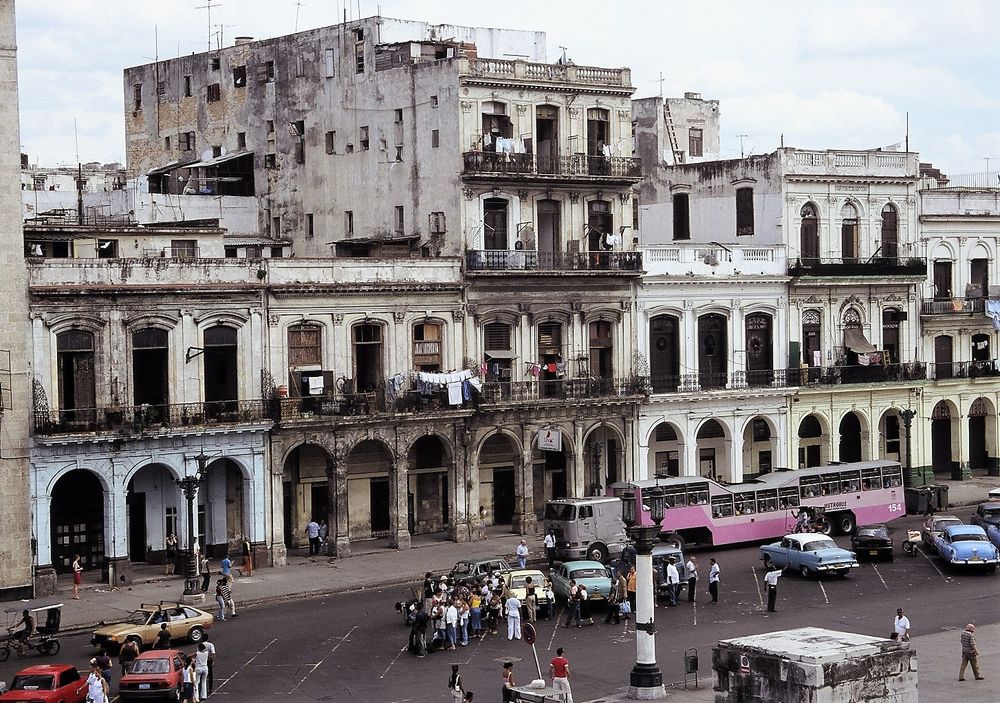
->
106, 556, 133, 587
33, 566, 58, 597
179, 592, 206, 606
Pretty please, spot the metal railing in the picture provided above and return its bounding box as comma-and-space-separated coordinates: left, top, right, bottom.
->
33, 399, 273, 435
479, 376, 649, 404
929, 360, 1000, 380
789, 257, 926, 277
275, 388, 475, 420
649, 364, 929, 394
467, 249, 642, 272
921, 298, 986, 315
462, 151, 642, 179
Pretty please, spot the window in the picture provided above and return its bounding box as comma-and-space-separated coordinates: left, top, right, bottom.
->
483, 322, 513, 382
181, 132, 195, 151
325, 130, 337, 154
264, 60, 275, 82
632, 194, 640, 233
156, 80, 166, 97
840, 202, 859, 261
97, 239, 118, 258
483, 198, 508, 250
800, 203, 819, 262
355, 43, 365, 74
672, 193, 690, 240
132, 84, 142, 110
734, 187, 755, 236
429, 212, 446, 234
132, 328, 169, 410
882, 308, 900, 364
306, 213, 314, 240
169, 240, 197, 259
345, 211, 354, 235
324, 48, 335, 77
266, 119, 275, 134
210, 56, 221, 70
431, 129, 440, 148
360, 126, 369, 150
237, 132, 246, 149
430, 95, 439, 108
295, 55, 305, 77
183, 75, 192, 97
203, 325, 238, 409
881, 203, 898, 259
689, 128, 703, 158
353, 28, 364, 41
294, 140, 305, 164
57, 330, 96, 421
291, 119, 305, 138
970, 258, 989, 298
413, 322, 443, 371
589, 320, 613, 378
394, 108, 403, 123
394, 206, 405, 233
232, 65, 247, 87
353, 323, 383, 391
288, 324, 322, 367
212, 145, 222, 158
270, 246, 284, 258
264, 153, 276, 169
164, 135, 171, 150
933, 260, 953, 301
484, 323, 512, 352
272, 216, 281, 237
225, 246, 238, 258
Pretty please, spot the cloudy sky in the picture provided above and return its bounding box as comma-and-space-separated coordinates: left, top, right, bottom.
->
14, 0, 1000, 176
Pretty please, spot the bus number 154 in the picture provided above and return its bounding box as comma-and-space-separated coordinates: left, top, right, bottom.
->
888, 503, 904, 513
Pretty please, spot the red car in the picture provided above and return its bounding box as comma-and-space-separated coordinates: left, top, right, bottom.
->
118, 650, 186, 701
0, 664, 86, 703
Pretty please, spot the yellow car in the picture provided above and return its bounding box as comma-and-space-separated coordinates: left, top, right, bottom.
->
91, 601, 213, 651
503, 569, 554, 615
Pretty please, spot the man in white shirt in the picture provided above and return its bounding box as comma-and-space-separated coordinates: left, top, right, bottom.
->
445, 600, 459, 650
764, 567, 782, 612
305, 519, 320, 556
516, 539, 529, 569
665, 556, 680, 607
506, 593, 522, 640
708, 558, 721, 603
686, 556, 698, 602
202, 637, 217, 694
893, 608, 911, 641
544, 530, 557, 569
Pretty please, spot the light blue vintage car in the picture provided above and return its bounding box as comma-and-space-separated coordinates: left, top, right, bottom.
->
550, 560, 613, 602
932, 524, 999, 572
759, 533, 859, 578
988, 524, 1000, 551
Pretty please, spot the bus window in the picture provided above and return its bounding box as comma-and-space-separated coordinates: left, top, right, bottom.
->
881, 466, 903, 488
839, 470, 861, 493
820, 474, 842, 496
778, 487, 799, 509
800, 476, 821, 499
663, 487, 687, 508
734, 492, 755, 515
687, 483, 709, 506
861, 468, 881, 491
757, 489, 778, 513
711, 495, 734, 518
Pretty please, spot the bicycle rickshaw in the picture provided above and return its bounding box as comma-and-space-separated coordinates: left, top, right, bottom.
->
0, 603, 62, 661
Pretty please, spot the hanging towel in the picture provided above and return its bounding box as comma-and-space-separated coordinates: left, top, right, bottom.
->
857, 353, 870, 366
469, 376, 482, 392
447, 381, 463, 406
546, 363, 557, 373
308, 375, 324, 395
952, 298, 966, 311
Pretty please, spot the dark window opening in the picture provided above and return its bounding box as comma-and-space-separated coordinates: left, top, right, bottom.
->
970, 258, 989, 298
841, 203, 859, 262
933, 260, 953, 301
589, 320, 613, 379
210, 57, 220, 70
264, 153, 276, 169
206, 83, 221, 102
203, 325, 239, 413
345, 210, 354, 235
394, 205, 404, 233
689, 128, 703, 158
212, 145, 222, 158
430, 95, 439, 108
934, 335, 954, 379
431, 129, 439, 148
181, 132, 195, 151
264, 60, 275, 82
97, 239, 118, 258
306, 213, 314, 240
156, 81, 166, 97
237, 132, 246, 149
57, 330, 96, 424
481, 102, 512, 145
325, 130, 336, 154
588, 200, 612, 252
132, 328, 169, 416
882, 308, 900, 364
698, 313, 728, 389
800, 203, 819, 262
355, 44, 365, 74
353, 324, 383, 391
360, 126, 369, 151
183, 75, 192, 97
483, 323, 512, 382
881, 204, 898, 259
164, 135, 171, 150
649, 314, 680, 392
132, 84, 142, 111
736, 187, 754, 236
586, 108, 610, 175
233, 65, 247, 87
224, 246, 238, 258
270, 246, 283, 258
484, 198, 508, 250
673, 193, 690, 240
745, 313, 773, 385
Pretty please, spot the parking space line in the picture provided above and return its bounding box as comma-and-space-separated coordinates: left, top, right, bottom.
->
871, 563, 889, 591
378, 644, 408, 680
294, 625, 357, 691
692, 599, 697, 626
916, 547, 951, 583
817, 579, 829, 605
750, 566, 763, 609
213, 637, 277, 693
546, 606, 564, 651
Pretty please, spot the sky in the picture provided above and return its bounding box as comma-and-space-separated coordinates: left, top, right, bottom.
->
13, 0, 1000, 177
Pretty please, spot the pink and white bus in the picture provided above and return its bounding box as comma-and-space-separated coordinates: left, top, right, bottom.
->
609, 460, 905, 549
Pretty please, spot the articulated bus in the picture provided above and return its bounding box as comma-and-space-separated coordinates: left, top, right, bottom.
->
609, 460, 905, 549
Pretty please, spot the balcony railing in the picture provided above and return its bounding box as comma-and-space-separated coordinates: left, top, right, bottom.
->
467, 249, 642, 272
921, 298, 986, 315
462, 151, 642, 180
479, 376, 649, 404
33, 399, 273, 435
789, 257, 927, 277
649, 364, 928, 394
929, 360, 1000, 380
275, 388, 474, 421
462, 58, 631, 88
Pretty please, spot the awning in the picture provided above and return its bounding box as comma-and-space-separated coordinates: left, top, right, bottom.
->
186, 151, 254, 169
145, 159, 197, 176
844, 327, 877, 354
485, 350, 517, 359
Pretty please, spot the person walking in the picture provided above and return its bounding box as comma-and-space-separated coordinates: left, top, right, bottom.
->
220, 554, 232, 583
202, 635, 217, 694
180, 655, 196, 703
959, 623, 984, 681
77, 662, 109, 703
524, 575, 537, 623
506, 592, 522, 640
563, 580, 581, 628
318, 520, 329, 550
578, 584, 594, 626
502, 661, 515, 688
200, 554, 211, 593
605, 574, 622, 625
447, 664, 465, 703
164, 534, 178, 575
445, 599, 459, 650
119, 637, 139, 677
708, 558, 720, 603
544, 530, 557, 569
665, 557, 680, 607
626, 565, 638, 613
411, 603, 429, 657
154, 623, 171, 649
515, 539, 529, 569
215, 579, 227, 621
686, 555, 698, 602
241, 538, 254, 576
550, 647, 573, 703
93, 648, 113, 692
478, 506, 488, 540
305, 519, 321, 556
71, 554, 83, 599
194, 643, 210, 700
764, 566, 782, 613
893, 608, 910, 641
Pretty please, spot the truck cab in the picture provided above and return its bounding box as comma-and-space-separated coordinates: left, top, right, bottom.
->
543, 496, 627, 563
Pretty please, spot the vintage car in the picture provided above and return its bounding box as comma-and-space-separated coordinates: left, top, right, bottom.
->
0, 664, 85, 703
447, 558, 511, 587
503, 569, 554, 615
91, 602, 212, 652
970, 503, 1000, 530
931, 524, 999, 571
550, 560, 613, 602
920, 515, 964, 553
118, 650, 186, 701
651, 544, 688, 599
850, 524, 894, 562
759, 533, 859, 577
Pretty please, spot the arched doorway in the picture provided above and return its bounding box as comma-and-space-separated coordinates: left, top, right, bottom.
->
126, 463, 179, 565
51, 469, 104, 573
583, 425, 621, 495
696, 419, 728, 481
479, 433, 518, 525
647, 422, 683, 478
345, 440, 394, 541
649, 314, 680, 392
931, 401, 956, 476
409, 435, 452, 535
839, 412, 863, 463
881, 203, 898, 259
798, 414, 824, 468
968, 397, 996, 473
282, 444, 331, 548
202, 459, 249, 557
698, 314, 728, 389
532, 436, 572, 517
743, 417, 776, 477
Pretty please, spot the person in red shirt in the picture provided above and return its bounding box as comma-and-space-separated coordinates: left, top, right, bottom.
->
549, 647, 573, 703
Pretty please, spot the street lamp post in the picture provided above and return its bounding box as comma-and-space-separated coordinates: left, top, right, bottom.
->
899, 408, 916, 487
622, 487, 667, 700
176, 452, 210, 598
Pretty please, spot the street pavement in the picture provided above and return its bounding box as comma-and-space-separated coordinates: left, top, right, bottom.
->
0, 474, 996, 701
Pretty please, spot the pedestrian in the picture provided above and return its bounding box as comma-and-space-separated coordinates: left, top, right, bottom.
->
686, 555, 698, 602
487, 590, 502, 635
524, 575, 537, 623
516, 539, 529, 569
242, 538, 254, 576
445, 598, 459, 650
71, 554, 83, 599
200, 554, 211, 593
578, 584, 594, 625
764, 566, 781, 613
215, 579, 227, 621
506, 591, 522, 640
305, 518, 321, 556
893, 608, 910, 642
94, 648, 113, 689
194, 643, 210, 700
468, 590, 483, 640
165, 534, 178, 575
220, 554, 232, 583
959, 623, 984, 681
447, 664, 465, 703
665, 557, 680, 607
202, 634, 216, 694
411, 603, 429, 657
502, 660, 515, 688
154, 623, 171, 649
119, 637, 139, 677
626, 565, 638, 613
430, 602, 447, 652
478, 505, 488, 540
180, 655, 196, 703
458, 598, 470, 646
708, 558, 720, 603
544, 530, 557, 569
77, 662, 109, 703
318, 520, 329, 548
550, 647, 573, 703
563, 580, 581, 627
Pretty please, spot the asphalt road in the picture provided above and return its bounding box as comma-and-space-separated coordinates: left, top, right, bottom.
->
2, 513, 997, 702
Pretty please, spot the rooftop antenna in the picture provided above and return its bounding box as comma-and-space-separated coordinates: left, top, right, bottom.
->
295, 0, 305, 31
73, 118, 79, 164
195, 0, 221, 52
736, 134, 748, 159
905, 111, 909, 153
559, 45, 568, 64
659, 72, 664, 98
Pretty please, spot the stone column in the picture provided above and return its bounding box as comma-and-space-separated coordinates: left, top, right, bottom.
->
465, 437, 481, 541
389, 458, 411, 549
956, 413, 972, 480
324, 445, 351, 557
105, 486, 133, 586
683, 418, 699, 477
32, 492, 57, 596
450, 430, 471, 543
513, 425, 537, 535
682, 307, 699, 390
730, 424, 745, 484
572, 421, 585, 497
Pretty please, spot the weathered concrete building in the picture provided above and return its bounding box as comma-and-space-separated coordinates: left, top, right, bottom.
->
0, 0, 33, 599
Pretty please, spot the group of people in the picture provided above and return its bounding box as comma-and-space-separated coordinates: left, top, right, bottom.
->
213, 555, 239, 621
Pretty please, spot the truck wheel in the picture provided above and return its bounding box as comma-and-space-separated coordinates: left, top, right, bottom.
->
662, 533, 685, 550
818, 515, 834, 536
835, 513, 856, 535
587, 543, 610, 564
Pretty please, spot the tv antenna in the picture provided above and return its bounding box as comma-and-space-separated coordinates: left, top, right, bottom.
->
295, 0, 306, 31
195, 0, 221, 52
736, 134, 749, 159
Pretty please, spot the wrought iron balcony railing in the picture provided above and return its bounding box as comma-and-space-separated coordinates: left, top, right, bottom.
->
929, 360, 1000, 380
34, 399, 273, 435
479, 376, 649, 404
466, 249, 642, 272
921, 298, 986, 315
462, 151, 642, 179
789, 257, 927, 277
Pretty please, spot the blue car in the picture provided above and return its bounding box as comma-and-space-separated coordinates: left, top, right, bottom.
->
988, 524, 1000, 552
550, 560, 613, 602
759, 533, 859, 578
932, 524, 999, 572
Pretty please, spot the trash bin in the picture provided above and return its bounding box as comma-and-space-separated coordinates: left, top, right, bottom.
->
904, 487, 928, 515
933, 484, 949, 511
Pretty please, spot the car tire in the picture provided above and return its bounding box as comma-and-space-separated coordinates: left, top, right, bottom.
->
42, 638, 60, 656
126, 635, 143, 650
818, 516, 834, 536
762, 555, 773, 569
799, 565, 811, 579
835, 513, 856, 535
588, 543, 610, 564
188, 626, 205, 644
0, 643, 9, 662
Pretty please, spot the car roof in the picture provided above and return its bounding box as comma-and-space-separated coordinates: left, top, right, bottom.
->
978, 502, 1000, 510
931, 515, 962, 523
944, 524, 987, 536
10, 664, 74, 674
856, 523, 888, 530
651, 544, 683, 556
563, 560, 608, 569
783, 533, 836, 546
507, 568, 545, 576
135, 649, 184, 659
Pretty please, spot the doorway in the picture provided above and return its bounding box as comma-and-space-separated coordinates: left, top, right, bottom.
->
649, 314, 680, 392
127, 489, 146, 562
698, 314, 728, 389
492, 468, 515, 524
369, 478, 390, 534
536, 106, 559, 174
133, 328, 169, 420
50, 470, 104, 572
537, 199, 560, 259
57, 330, 96, 425
204, 325, 238, 414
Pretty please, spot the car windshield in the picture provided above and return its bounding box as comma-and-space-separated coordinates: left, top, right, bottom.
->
955, 533, 988, 542
10, 674, 54, 691
803, 539, 838, 551
858, 527, 889, 538
937, 519, 962, 529
451, 563, 472, 576
544, 503, 575, 521
569, 568, 606, 579
509, 575, 541, 589
981, 507, 1000, 518
123, 610, 152, 625
129, 659, 170, 675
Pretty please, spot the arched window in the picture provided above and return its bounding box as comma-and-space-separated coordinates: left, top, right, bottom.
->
483, 198, 509, 251
483, 322, 513, 384
413, 321, 443, 372
204, 325, 239, 408
745, 312, 773, 385
841, 202, 859, 261
800, 203, 819, 263
352, 323, 384, 391
57, 330, 96, 422
589, 320, 613, 379
649, 314, 680, 392
881, 203, 898, 260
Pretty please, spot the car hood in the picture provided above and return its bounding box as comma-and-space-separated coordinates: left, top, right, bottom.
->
94, 622, 141, 638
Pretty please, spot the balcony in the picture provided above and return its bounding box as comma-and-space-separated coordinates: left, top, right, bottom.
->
462, 152, 642, 183
929, 360, 1000, 381
466, 249, 642, 274
275, 389, 474, 422
921, 298, 986, 316
642, 244, 787, 278
459, 57, 633, 91
33, 399, 273, 436
647, 364, 928, 395
788, 257, 926, 278
478, 376, 649, 406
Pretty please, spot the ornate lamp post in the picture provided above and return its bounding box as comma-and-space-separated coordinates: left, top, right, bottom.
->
622, 487, 667, 699
176, 452, 210, 598
899, 408, 916, 487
